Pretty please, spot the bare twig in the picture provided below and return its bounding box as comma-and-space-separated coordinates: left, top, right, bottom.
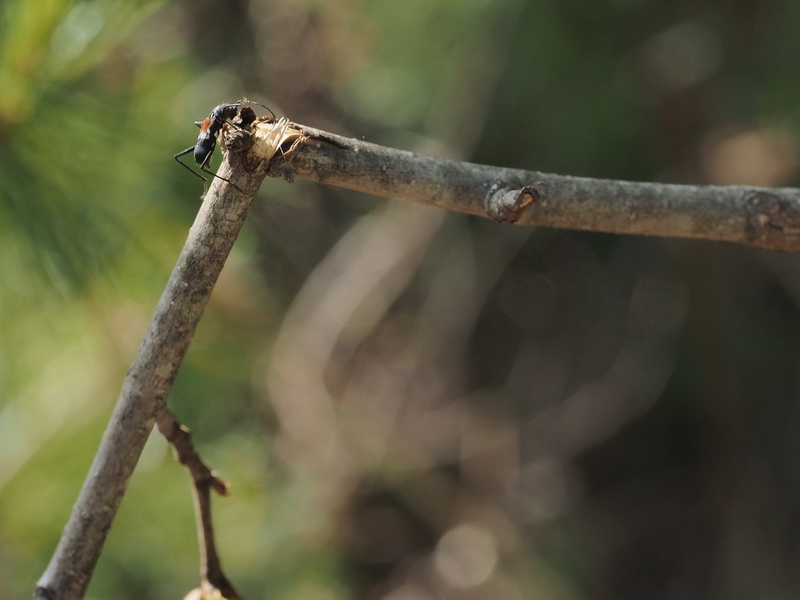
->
36, 110, 800, 599
156, 409, 241, 600
264, 123, 800, 252
33, 127, 274, 600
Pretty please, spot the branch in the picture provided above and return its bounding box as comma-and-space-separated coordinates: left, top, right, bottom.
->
34, 139, 270, 600
34, 108, 800, 599
156, 409, 241, 600
263, 123, 800, 252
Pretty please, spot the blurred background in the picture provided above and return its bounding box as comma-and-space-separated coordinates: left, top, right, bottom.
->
2, 0, 800, 598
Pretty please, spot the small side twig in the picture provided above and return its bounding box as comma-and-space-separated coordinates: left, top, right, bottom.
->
156, 409, 241, 600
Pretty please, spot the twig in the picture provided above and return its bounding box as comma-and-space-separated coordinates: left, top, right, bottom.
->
265, 123, 800, 252
156, 409, 241, 600
36, 111, 800, 599
33, 129, 273, 600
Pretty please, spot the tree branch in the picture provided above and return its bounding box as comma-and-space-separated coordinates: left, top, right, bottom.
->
264, 123, 800, 252
156, 409, 241, 600
34, 108, 800, 600
34, 141, 270, 600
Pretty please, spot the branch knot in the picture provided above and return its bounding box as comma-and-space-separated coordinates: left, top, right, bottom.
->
484, 185, 539, 223
744, 191, 800, 249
